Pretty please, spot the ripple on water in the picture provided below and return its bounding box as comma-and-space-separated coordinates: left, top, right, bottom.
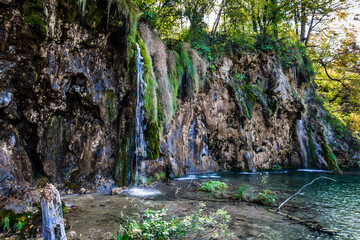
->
124, 188, 162, 197
175, 174, 221, 181
296, 169, 331, 173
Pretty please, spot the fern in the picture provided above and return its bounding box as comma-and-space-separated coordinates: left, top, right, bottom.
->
2, 216, 10, 232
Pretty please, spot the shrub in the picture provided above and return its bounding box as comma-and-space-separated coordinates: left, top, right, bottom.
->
147, 172, 166, 184
236, 185, 248, 199
115, 204, 235, 239
256, 189, 277, 206
154, 172, 166, 181
198, 181, 228, 193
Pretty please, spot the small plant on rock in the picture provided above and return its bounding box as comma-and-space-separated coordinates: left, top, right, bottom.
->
256, 189, 277, 206
198, 181, 228, 193
2, 216, 10, 232
236, 185, 248, 199
272, 164, 282, 171
13, 220, 24, 232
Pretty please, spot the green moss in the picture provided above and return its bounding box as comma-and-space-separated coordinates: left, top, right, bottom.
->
65, 182, 80, 190
84, 0, 104, 30
168, 51, 183, 111
105, 90, 117, 122
115, 119, 135, 186
137, 32, 158, 123
278, 41, 314, 84
145, 121, 160, 159
320, 132, 341, 172
22, 0, 47, 40
306, 125, 317, 163
233, 83, 258, 119
23, 14, 47, 39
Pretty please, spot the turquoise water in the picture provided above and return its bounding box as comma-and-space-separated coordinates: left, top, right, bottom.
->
177, 169, 360, 239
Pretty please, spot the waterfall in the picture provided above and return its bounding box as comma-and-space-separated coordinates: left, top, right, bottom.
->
296, 119, 310, 168
135, 43, 147, 186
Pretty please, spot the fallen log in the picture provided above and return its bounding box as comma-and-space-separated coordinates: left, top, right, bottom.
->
41, 183, 67, 240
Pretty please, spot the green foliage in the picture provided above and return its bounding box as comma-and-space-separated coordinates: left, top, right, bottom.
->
198, 181, 228, 193
2, 216, 10, 232
191, 42, 213, 61
13, 221, 24, 232
236, 185, 248, 199
260, 174, 268, 185
256, 189, 277, 206
357, 161, 360, 168
278, 40, 315, 84
115, 204, 235, 239
147, 172, 166, 183
0, 210, 39, 234
323, 110, 349, 139
153, 172, 166, 181
272, 164, 282, 171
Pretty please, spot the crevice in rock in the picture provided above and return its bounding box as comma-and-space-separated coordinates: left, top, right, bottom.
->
17, 120, 45, 176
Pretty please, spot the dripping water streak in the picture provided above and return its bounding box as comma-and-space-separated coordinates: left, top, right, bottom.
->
135, 43, 147, 187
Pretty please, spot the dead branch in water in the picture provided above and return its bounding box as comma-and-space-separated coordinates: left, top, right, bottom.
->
277, 176, 336, 212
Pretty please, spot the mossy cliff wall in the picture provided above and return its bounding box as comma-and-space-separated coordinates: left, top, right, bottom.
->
0, 0, 138, 194
0, 0, 358, 202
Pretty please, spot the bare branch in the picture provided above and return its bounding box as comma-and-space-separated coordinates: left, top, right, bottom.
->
277, 176, 336, 212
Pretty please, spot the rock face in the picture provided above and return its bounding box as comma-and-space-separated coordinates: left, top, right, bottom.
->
0, 0, 133, 194
0, 0, 358, 201
163, 53, 305, 176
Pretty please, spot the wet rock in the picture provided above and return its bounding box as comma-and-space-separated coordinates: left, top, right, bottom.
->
68, 231, 77, 238
111, 188, 123, 195
0, 121, 32, 194
0, 90, 12, 108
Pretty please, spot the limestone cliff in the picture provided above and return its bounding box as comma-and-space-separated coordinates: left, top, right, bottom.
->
0, 0, 359, 202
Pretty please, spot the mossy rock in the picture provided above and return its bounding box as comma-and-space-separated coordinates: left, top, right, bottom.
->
145, 121, 160, 159
115, 115, 135, 186
320, 133, 341, 172
65, 182, 80, 190
22, 0, 47, 40
306, 126, 317, 164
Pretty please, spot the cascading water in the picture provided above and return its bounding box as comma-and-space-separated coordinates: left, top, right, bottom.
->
134, 43, 147, 187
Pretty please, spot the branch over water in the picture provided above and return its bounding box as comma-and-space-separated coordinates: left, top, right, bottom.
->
277, 176, 336, 212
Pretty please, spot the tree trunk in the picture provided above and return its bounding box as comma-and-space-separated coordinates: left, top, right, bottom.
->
300, 1, 306, 42
295, 7, 299, 36
41, 183, 67, 240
